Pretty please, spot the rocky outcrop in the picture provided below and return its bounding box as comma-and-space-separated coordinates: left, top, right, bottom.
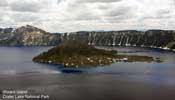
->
0, 28, 14, 41
0, 25, 175, 50
0, 25, 61, 46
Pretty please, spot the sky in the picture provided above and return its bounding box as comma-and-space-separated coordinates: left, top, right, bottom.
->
0, 0, 174, 32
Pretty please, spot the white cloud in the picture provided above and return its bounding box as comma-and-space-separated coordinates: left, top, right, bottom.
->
0, 0, 174, 32
0, 0, 8, 7
9, 0, 49, 12
77, 0, 122, 3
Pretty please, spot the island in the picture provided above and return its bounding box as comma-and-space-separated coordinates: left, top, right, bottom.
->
33, 40, 162, 68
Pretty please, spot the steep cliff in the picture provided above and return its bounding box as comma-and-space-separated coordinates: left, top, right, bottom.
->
62, 30, 175, 50
0, 25, 175, 50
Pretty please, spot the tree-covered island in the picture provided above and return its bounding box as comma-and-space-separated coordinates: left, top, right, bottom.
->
33, 40, 162, 68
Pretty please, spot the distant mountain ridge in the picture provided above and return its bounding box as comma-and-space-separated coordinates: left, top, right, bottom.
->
0, 25, 61, 46
0, 25, 175, 51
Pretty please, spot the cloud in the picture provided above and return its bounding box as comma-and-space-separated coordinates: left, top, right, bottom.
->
57, 0, 122, 4
9, 0, 46, 12
12, 13, 39, 22
57, 0, 64, 4
78, 0, 122, 3
0, 0, 8, 7
105, 6, 131, 17
0, 3, 8, 7
0, 0, 174, 32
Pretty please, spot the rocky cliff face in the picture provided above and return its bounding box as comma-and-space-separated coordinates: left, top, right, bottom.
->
0, 25, 175, 50
0, 28, 14, 41
0, 25, 61, 46
62, 30, 175, 50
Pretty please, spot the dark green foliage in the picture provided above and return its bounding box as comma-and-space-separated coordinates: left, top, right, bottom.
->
33, 40, 159, 68
34, 40, 117, 60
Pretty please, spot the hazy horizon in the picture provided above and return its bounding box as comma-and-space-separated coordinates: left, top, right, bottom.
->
1, 24, 175, 33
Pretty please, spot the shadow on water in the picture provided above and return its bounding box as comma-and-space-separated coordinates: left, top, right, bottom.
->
37, 63, 85, 74
60, 69, 84, 73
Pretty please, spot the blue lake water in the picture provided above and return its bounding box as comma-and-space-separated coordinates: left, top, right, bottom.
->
0, 47, 175, 84
0, 47, 175, 83
0, 47, 60, 75
0, 46, 175, 100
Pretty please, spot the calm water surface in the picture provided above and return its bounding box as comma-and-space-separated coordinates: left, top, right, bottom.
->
0, 46, 175, 100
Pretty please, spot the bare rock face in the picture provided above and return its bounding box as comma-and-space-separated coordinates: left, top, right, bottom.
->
11, 25, 60, 46
0, 28, 14, 41
61, 30, 175, 50
0, 25, 60, 46
0, 25, 175, 50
